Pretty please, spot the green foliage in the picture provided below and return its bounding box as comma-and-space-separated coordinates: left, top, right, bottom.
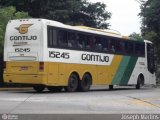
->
139, 0, 160, 60
129, 32, 143, 41
142, 31, 157, 42
0, 0, 111, 29
0, 6, 30, 53
80, 2, 111, 29
140, 0, 160, 35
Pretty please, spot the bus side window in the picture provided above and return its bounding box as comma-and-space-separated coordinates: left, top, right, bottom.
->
135, 42, 145, 57
94, 37, 103, 51
120, 41, 125, 54
77, 34, 92, 50
94, 37, 108, 52
103, 38, 108, 52
77, 34, 84, 49
85, 35, 92, 50
115, 39, 125, 54
147, 43, 155, 73
128, 42, 134, 54
47, 26, 57, 47
115, 40, 120, 53
58, 30, 67, 47
89, 36, 94, 50
100, 37, 108, 52
68, 32, 76, 48
109, 39, 116, 53
135, 42, 142, 56
139, 43, 145, 56
125, 41, 129, 54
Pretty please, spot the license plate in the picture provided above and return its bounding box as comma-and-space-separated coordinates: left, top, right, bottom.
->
21, 66, 28, 70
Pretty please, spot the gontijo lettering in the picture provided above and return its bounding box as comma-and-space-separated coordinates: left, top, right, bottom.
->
81, 54, 109, 62
10, 36, 37, 41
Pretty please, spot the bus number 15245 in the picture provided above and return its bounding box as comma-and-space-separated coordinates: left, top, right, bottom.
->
15, 48, 30, 52
49, 51, 70, 59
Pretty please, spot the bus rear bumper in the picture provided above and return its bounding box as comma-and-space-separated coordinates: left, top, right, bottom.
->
3, 74, 48, 85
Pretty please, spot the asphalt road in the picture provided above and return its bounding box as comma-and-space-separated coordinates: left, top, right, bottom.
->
0, 86, 159, 115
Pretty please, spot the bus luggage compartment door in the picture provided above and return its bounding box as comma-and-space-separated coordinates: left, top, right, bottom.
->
6, 61, 39, 74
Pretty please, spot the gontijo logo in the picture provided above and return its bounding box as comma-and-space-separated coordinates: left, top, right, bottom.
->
10, 24, 37, 41
15, 24, 33, 34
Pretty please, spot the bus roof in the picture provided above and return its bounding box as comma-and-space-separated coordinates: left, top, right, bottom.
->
39, 19, 123, 38
8, 18, 123, 40
74, 26, 121, 36
9, 19, 151, 43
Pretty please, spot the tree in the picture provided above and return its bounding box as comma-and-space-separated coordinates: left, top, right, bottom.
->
78, 1, 111, 29
139, 0, 160, 61
0, 0, 111, 29
129, 32, 143, 41
0, 6, 30, 54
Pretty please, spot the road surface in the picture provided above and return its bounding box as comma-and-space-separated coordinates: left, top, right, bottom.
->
0, 86, 159, 114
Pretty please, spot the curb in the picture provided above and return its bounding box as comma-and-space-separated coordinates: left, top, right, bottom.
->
0, 87, 32, 91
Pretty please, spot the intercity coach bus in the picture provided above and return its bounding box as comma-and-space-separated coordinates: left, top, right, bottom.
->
3, 19, 156, 92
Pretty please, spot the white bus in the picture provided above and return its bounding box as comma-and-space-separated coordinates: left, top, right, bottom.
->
3, 19, 156, 92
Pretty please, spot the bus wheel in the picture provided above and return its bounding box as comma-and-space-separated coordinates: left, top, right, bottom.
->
136, 75, 144, 89
109, 85, 113, 90
33, 85, 45, 92
65, 73, 78, 92
78, 74, 92, 92
47, 86, 62, 92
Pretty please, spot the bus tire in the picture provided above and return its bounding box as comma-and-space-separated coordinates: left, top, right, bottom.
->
78, 74, 92, 92
33, 85, 45, 92
109, 85, 113, 90
47, 86, 62, 92
136, 75, 144, 89
65, 73, 78, 92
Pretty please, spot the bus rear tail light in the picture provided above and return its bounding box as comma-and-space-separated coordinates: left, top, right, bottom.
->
3, 62, 6, 71
39, 62, 44, 72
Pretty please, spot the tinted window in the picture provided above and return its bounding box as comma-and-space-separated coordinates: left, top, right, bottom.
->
109, 38, 116, 53
57, 30, 68, 47
77, 34, 92, 50
147, 43, 155, 74
68, 32, 76, 48
140, 42, 145, 56
47, 26, 57, 47
119, 41, 125, 53
115, 40, 121, 53
127, 41, 134, 54
94, 36, 109, 52
135, 42, 141, 55
135, 42, 145, 56
47, 26, 145, 57
94, 37, 103, 51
